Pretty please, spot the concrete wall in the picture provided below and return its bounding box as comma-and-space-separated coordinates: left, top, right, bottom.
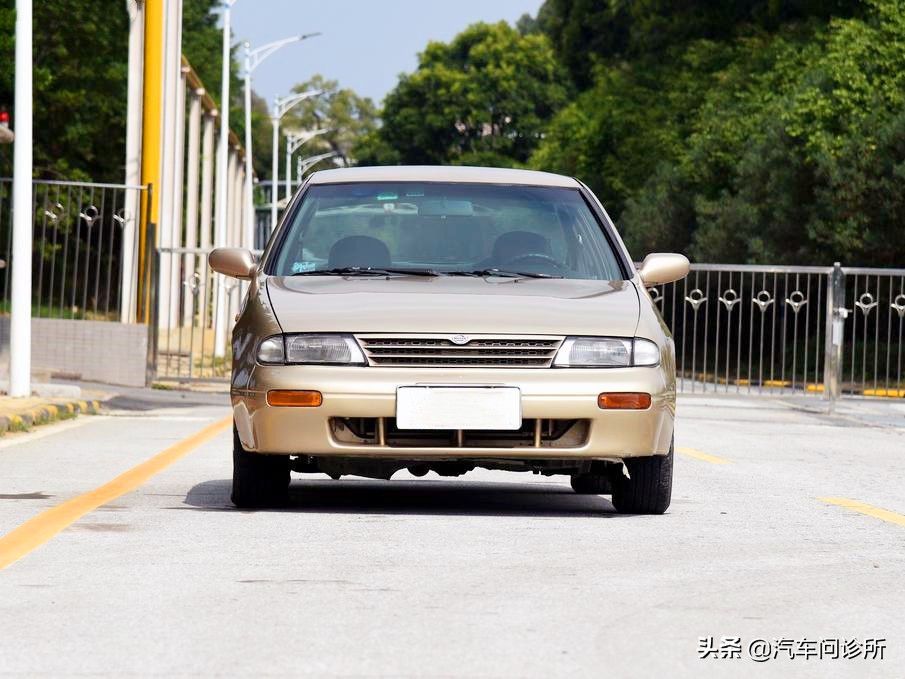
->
0, 317, 148, 387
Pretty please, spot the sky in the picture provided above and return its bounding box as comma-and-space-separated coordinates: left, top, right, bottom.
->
229, 0, 545, 107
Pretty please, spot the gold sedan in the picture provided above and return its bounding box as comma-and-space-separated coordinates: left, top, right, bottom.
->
210, 166, 688, 512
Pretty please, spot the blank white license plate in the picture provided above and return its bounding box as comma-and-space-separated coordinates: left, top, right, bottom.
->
396, 386, 522, 430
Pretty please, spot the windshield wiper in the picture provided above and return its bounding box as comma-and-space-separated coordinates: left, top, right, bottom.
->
289, 266, 441, 277
448, 268, 562, 279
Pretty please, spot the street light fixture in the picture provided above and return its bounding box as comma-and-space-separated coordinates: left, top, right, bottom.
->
242, 32, 320, 248
297, 150, 339, 178
284, 128, 331, 201
269, 90, 322, 231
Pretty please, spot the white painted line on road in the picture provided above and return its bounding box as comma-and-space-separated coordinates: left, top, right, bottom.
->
819, 497, 905, 528
0, 416, 231, 570
676, 446, 731, 465
0, 416, 98, 450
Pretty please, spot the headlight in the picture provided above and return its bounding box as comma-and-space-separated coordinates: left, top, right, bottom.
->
257, 336, 285, 364
257, 334, 366, 365
553, 337, 660, 367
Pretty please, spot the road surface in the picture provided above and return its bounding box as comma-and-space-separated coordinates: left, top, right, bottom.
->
0, 389, 903, 677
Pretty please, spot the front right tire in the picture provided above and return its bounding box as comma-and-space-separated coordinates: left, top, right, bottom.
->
231, 425, 290, 508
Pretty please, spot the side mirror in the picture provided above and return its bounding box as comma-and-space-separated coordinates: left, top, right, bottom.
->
209, 248, 257, 280
638, 253, 690, 286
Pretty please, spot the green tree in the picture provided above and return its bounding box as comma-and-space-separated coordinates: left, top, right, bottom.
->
283, 74, 379, 173
0, 0, 129, 180
361, 22, 569, 168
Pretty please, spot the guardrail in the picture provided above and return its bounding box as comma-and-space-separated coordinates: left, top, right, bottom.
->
0, 178, 148, 321
647, 263, 905, 405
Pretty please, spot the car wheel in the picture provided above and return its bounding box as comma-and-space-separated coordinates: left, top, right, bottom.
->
231, 425, 290, 508
570, 471, 611, 494
611, 442, 673, 515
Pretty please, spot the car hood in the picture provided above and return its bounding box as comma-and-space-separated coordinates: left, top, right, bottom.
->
266, 276, 640, 337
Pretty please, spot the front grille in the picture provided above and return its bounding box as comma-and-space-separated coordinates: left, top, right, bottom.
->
331, 417, 589, 449
356, 335, 564, 368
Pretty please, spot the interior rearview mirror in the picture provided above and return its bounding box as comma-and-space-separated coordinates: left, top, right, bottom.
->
638, 253, 690, 286
209, 248, 257, 280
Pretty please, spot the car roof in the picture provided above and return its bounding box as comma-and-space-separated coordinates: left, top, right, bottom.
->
307, 165, 580, 188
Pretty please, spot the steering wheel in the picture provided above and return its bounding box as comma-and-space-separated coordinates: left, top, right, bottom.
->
504, 252, 566, 271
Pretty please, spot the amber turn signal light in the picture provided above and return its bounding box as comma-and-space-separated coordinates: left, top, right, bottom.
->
598, 392, 652, 410
267, 390, 323, 407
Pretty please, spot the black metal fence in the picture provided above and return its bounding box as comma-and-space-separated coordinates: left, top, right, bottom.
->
0, 178, 147, 321
647, 263, 905, 399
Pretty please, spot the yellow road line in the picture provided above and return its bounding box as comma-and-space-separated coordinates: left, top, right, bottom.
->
0, 416, 231, 571
677, 446, 732, 465
819, 497, 905, 528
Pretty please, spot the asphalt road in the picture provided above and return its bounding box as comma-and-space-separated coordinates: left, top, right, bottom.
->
1, 390, 904, 678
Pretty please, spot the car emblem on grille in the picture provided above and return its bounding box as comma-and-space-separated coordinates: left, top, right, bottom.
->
450, 334, 470, 345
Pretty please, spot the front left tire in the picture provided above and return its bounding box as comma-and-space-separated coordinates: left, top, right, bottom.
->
610, 442, 674, 515
231, 425, 290, 508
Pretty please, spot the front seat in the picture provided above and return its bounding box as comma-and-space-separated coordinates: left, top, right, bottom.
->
489, 230, 552, 265
327, 235, 391, 269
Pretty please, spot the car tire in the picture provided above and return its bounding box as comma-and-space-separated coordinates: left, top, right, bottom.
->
231, 425, 290, 508
611, 442, 673, 515
570, 472, 611, 494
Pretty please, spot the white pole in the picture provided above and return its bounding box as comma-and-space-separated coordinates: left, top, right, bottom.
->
213, 0, 235, 359
9, 0, 33, 397
214, 0, 232, 248
182, 87, 203, 327
121, 0, 144, 324
227, 147, 239, 246
243, 42, 254, 249
284, 134, 292, 204
169, 64, 187, 329
200, 112, 216, 251
213, 145, 238, 358
156, 0, 177, 336
270, 106, 279, 232
199, 111, 215, 329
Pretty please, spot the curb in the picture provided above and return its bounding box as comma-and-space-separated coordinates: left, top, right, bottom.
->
0, 399, 102, 435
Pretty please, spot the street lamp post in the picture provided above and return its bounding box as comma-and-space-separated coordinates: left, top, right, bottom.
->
212, 0, 237, 360
242, 32, 319, 249
269, 90, 322, 231
284, 128, 331, 200
214, 0, 236, 253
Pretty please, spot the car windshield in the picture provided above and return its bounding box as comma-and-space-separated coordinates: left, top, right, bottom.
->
269, 182, 625, 280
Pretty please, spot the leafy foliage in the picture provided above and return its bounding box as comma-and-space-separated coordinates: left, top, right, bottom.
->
282, 74, 379, 174
527, 0, 904, 266
0, 0, 129, 180
356, 22, 569, 168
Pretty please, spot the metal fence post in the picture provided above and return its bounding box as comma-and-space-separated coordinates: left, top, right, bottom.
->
145, 222, 159, 386
823, 262, 847, 412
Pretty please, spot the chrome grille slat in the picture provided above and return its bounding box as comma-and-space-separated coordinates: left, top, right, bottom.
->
356, 335, 564, 368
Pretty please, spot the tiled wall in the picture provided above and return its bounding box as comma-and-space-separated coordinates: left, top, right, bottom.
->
0, 318, 148, 387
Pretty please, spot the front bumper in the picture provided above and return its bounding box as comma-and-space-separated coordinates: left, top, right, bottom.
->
232, 365, 675, 459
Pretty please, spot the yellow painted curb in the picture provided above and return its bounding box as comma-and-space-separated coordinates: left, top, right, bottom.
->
862, 388, 905, 398
0, 397, 105, 435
